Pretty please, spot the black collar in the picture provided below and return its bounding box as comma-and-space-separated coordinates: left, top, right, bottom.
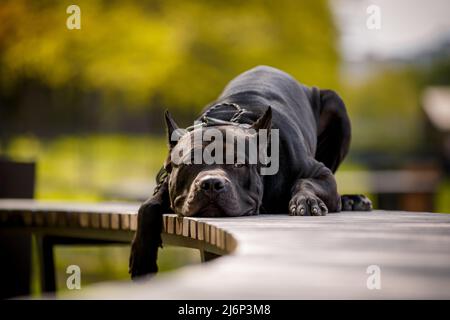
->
186, 103, 254, 131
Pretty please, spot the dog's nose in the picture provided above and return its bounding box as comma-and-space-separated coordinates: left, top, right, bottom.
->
199, 177, 226, 193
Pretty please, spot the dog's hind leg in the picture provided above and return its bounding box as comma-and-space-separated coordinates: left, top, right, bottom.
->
313, 88, 351, 173
341, 194, 372, 211
313, 89, 371, 211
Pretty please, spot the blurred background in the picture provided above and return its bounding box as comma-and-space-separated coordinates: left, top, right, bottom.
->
0, 0, 449, 295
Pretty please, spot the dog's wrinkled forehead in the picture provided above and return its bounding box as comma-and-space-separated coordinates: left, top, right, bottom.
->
171, 126, 255, 164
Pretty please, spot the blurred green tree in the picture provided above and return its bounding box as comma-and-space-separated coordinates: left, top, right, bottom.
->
0, 0, 339, 133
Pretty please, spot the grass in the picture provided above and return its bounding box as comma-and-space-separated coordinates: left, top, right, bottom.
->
4, 134, 168, 201
29, 237, 201, 297
53, 245, 200, 296
436, 179, 450, 213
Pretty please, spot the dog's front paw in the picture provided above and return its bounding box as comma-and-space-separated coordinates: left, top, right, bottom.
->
129, 236, 158, 280
129, 201, 163, 280
341, 194, 372, 211
289, 192, 328, 216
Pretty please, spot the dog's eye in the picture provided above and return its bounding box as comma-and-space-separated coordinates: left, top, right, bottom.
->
234, 163, 245, 168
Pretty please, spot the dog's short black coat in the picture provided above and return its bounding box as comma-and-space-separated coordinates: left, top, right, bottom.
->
129, 65, 371, 278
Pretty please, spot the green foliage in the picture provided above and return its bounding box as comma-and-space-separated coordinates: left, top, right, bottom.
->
30, 241, 200, 297
419, 56, 450, 86
52, 245, 200, 296
341, 54, 450, 152
436, 179, 450, 214
342, 67, 423, 151
0, 0, 339, 110
6, 134, 167, 200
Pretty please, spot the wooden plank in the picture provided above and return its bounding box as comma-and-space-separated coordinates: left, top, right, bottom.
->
67, 212, 80, 227
162, 216, 168, 233
204, 223, 210, 243
23, 211, 33, 226
197, 222, 205, 241
79, 212, 90, 228
56, 211, 67, 227
215, 228, 221, 248
175, 217, 183, 235
189, 220, 197, 239
120, 214, 130, 230
0, 200, 135, 214
225, 233, 236, 251
166, 216, 175, 234
217, 229, 225, 250
33, 211, 45, 227
130, 215, 137, 231
209, 225, 217, 245
45, 212, 58, 227
110, 214, 120, 230
100, 214, 110, 229
90, 213, 100, 229
182, 219, 190, 237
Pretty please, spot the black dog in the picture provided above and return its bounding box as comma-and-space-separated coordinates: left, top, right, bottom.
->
129, 65, 371, 278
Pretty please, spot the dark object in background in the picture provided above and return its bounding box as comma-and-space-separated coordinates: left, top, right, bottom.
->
0, 158, 35, 299
352, 151, 441, 212
0, 158, 35, 198
373, 164, 440, 212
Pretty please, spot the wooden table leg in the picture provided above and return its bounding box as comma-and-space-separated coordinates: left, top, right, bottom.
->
0, 232, 32, 299
35, 235, 56, 294
200, 250, 220, 262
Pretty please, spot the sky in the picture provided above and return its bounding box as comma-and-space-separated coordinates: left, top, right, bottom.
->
331, 0, 450, 61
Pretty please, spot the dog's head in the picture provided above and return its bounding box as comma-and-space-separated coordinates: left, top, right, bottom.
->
163, 108, 272, 217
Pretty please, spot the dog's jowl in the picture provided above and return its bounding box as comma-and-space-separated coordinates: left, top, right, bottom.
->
129, 65, 372, 278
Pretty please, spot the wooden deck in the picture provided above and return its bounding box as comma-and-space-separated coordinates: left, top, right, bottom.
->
1, 200, 450, 299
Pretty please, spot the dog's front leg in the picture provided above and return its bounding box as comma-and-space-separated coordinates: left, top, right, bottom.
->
129, 179, 169, 279
289, 160, 341, 216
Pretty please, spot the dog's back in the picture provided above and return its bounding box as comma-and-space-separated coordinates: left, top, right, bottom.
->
214, 65, 318, 155
199, 66, 322, 211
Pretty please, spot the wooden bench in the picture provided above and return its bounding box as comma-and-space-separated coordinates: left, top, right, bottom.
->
1, 200, 450, 299
0, 200, 235, 298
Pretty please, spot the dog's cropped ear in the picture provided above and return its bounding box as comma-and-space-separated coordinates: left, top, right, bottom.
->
164, 110, 180, 149
251, 106, 272, 131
